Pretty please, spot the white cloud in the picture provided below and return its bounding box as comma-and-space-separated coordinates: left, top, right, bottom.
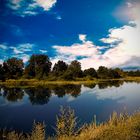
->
56, 15, 62, 20
79, 34, 87, 43
53, 40, 99, 57
36, 0, 57, 11
10, 47, 23, 54
52, 2, 140, 70
18, 54, 30, 63
0, 44, 7, 50
7, 0, 57, 16
0, 43, 34, 63
127, 2, 133, 8
10, 43, 34, 54
39, 49, 48, 53
113, 0, 140, 22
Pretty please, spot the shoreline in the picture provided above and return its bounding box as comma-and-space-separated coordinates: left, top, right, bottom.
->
0, 77, 140, 87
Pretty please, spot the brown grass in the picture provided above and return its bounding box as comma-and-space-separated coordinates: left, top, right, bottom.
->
1, 107, 140, 140
0, 77, 140, 87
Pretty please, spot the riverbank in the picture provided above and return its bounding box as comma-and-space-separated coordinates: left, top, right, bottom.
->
0, 108, 140, 140
0, 77, 140, 87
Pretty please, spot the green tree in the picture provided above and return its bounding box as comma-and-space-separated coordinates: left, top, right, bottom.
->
83, 68, 97, 78
0, 64, 5, 81
68, 60, 82, 77
97, 66, 109, 79
97, 66, 123, 79
24, 54, 52, 79
62, 60, 83, 80
53, 60, 68, 76
113, 68, 125, 78
3, 57, 24, 79
108, 69, 123, 78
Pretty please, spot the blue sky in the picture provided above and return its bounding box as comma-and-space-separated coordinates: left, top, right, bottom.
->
0, 0, 140, 69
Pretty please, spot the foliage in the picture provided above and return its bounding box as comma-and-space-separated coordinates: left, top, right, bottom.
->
24, 54, 52, 79
83, 68, 97, 78
52, 60, 68, 76
3, 57, 24, 79
97, 66, 110, 79
97, 66, 123, 79
126, 70, 140, 77
62, 60, 83, 80
0, 64, 5, 81
0, 54, 139, 81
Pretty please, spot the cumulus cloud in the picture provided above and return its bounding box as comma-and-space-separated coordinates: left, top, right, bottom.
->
53, 41, 99, 57
52, 1, 140, 70
7, 0, 57, 16
36, 0, 57, 11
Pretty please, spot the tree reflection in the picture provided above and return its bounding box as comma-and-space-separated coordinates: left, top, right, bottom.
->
0, 81, 124, 105
98, 80, 124, 89
53, 86, 66, 98
24, 87, 51, 105
64, 85, 81, 97
52, 85, 81, 98
83, 84, 96, 89
2, 87, 24, 102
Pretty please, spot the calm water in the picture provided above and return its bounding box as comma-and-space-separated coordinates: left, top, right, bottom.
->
0, 81, 140, 135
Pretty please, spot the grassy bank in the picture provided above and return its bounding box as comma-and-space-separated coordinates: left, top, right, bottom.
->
0, 107, 140, 140
0, 77, 140, 87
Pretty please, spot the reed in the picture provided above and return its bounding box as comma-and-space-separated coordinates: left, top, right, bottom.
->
1, 107, 140, 140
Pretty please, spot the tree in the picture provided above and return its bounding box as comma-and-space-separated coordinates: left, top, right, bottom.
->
97, 66, 123, 79
62, 60, 83, 80
68, 60, 82, 77
83, 68, 97, 78
3, 57, 24, 79
97, 66, 109, 79
52, 60, 68, 76
0, 64, 5, 81
113, 68, 125, 78
24, 54, 52, 79
126, 70, 140, 77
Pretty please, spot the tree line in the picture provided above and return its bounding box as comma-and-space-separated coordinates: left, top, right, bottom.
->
0, 54, 140, 81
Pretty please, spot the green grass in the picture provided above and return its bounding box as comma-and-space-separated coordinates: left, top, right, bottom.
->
1, 107, 140, 140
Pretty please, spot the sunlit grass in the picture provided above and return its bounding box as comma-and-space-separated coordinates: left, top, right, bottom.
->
0, 77, 140, 87
1, 107, 140, 140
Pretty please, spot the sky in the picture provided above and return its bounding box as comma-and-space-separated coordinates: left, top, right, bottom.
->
0, 0, 140, 70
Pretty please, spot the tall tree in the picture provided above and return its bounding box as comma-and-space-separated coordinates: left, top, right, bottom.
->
0, 64, 5, 81
97, 66, 109, 79
63, 60, 82, 80
53, 60, 68, 76
83, 68, 97, 78
24, 54, 52, 79
3, 57, 24, 79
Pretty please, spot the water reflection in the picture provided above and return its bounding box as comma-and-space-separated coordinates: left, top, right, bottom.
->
0, 84, 82, 105
2, 88, 24, 102
98, 80, 124, 89
0, 81, 140, 136
0, 81, 126, 105
24, 87, 51, 105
